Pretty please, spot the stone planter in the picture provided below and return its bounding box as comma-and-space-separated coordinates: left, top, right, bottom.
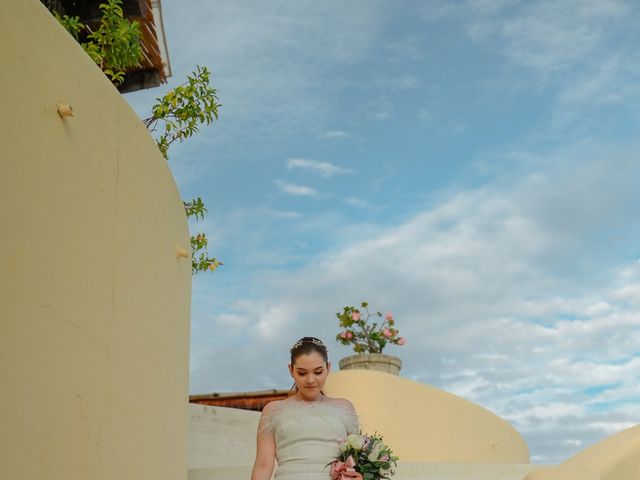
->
338, 353, 402, 375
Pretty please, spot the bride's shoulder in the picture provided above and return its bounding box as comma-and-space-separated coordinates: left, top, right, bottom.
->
326, 397, 356, 411
258, 399, 291, 434
262, 398, 289, 413
325, 397, 359, 432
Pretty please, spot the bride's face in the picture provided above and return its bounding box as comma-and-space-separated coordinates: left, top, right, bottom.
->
289, 351, 331, 400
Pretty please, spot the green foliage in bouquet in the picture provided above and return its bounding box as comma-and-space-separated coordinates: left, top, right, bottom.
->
336, 302, 406, 354
330, 432, 399, 480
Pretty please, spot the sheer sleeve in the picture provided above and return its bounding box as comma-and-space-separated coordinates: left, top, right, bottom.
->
258, 406, 276, 437
343, 406, 360, 434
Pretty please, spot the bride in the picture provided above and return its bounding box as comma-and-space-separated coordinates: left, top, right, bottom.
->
250, 337, 363, 480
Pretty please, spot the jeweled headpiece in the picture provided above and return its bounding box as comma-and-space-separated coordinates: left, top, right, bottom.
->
290, 338, 327, 353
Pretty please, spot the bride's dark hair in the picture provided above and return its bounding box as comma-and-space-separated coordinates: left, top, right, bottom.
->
289, 336, 329, 394
290, 336, 329, 364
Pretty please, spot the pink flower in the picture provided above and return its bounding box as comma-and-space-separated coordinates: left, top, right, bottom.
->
381, 454, 389, 462
346, 331, 353, 339
397, 337, 406, 345
340, 331, 348, 339
383, 328, 392, 338
352, 311, 361, 321
385, 312, 393, 320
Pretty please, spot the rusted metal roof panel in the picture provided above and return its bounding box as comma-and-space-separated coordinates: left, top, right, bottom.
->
190, 389, 290, 412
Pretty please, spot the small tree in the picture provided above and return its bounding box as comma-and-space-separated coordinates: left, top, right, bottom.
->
143, 65, 222, 273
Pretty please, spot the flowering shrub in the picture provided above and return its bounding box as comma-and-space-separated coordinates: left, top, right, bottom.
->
336, 302, 405, 354
329, 432, 399, 480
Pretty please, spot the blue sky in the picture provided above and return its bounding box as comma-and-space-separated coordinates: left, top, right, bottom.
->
127, 0, 640, 464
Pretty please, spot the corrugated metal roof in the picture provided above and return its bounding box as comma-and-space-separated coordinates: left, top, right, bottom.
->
190, 389, 291, 412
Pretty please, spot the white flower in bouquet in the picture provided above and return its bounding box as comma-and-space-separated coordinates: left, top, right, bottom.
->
367, 442, 382, 462
346, 433, 366, 451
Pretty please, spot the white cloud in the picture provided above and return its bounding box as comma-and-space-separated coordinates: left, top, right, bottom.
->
418, 0, 464, 22
274, 180, 318, 197
286, 158, 355, 177
320, 130, 351, 139
374, 73, 419, 90
417, 108, 434, 122
344, 197, 368, 208
262, 208, 303, 219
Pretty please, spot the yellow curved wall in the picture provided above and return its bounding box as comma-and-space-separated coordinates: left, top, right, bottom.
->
524, 424, 640, 480
325, 369, 530, 463
0, 1, 192, 479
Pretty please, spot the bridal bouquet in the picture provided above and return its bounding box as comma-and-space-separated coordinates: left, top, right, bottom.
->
329, 433, 399, 480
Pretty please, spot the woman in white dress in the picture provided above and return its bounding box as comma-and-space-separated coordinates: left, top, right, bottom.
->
250, 337, 362, 480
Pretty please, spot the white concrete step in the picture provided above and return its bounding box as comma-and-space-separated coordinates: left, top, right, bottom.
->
188, 463, 548, 480
394, 463, 545, 479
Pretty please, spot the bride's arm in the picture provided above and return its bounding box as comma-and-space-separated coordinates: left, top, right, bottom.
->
251, 403, 276, 480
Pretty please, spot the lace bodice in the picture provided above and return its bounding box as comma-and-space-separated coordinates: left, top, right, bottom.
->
261, 400, 359, 480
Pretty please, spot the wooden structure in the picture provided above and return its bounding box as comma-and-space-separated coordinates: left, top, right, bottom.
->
44, 0, 171, 92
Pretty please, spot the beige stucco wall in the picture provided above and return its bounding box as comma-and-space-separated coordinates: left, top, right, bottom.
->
524, 424, 640, 480
325, 369, 530, 463
0, 1, 192, 479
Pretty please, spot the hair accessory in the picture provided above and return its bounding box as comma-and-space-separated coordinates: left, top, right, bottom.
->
290, 338, 327, 353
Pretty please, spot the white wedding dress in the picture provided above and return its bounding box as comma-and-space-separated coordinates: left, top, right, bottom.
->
261, 400, 359, 480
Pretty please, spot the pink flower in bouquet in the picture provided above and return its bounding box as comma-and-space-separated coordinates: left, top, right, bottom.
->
385, 312, 393, 320
397, 337, 406, 345
346, 331, 353, 339
382, 328, 392, 338
352, 311, 361, 321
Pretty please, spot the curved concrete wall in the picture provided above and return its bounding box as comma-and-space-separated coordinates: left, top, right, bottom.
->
524, 424, 640, 480
325, 369, 530, 463
0, 1, 192, 479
